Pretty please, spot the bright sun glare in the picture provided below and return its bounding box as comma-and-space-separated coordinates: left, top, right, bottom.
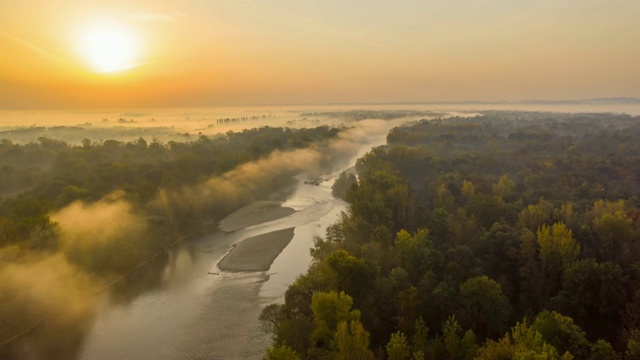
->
78, 20, 140, 73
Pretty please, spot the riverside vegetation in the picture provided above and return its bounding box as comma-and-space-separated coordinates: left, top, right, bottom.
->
263, 112, 640, 360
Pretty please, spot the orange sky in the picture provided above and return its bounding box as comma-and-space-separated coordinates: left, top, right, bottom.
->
1, 0, 639, 109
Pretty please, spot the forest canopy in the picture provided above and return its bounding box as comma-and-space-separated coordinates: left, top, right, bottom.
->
264, 111, 640, 360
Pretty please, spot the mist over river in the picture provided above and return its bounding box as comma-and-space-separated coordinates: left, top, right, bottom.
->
72, 119, 390, 360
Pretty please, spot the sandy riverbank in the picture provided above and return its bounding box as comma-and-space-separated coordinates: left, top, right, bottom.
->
217, 227, 295, 272
218, 201, 296, 232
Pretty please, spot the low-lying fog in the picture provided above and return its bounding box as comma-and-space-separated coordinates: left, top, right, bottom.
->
2, 102, 639, 145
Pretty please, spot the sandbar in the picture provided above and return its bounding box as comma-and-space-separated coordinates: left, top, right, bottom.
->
217, 227, 295, 272
218, 201, 296, 232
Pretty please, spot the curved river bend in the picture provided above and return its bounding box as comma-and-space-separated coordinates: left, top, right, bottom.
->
73, 120, 396, 360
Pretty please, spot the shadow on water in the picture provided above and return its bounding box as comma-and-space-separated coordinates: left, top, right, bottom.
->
0, 183, 298, 360
0, 243, 198, 360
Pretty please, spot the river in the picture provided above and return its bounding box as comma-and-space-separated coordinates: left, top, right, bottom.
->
68, 119, 395, 360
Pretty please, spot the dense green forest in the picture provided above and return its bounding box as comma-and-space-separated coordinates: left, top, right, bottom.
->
264, 112, 640, 359
0, 125, 341, 352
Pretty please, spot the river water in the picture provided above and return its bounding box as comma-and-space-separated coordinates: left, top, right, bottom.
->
69, 119, 394, 360
73, 179, 341, 360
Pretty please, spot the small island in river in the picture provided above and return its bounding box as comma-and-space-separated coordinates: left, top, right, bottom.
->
217, 227, 296, 272
218, 201, 297, 232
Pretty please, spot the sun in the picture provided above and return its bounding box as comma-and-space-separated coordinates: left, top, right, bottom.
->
78, 20, 141, 73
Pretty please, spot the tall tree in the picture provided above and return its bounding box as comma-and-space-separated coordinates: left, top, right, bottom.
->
457, 275, 510, 339
386, 331, 411, 360
591, 206, 635, 264
334, 320, 374, 360
310, 291, 361, 349
537, 222, 580, 301
554, 259, 625, 342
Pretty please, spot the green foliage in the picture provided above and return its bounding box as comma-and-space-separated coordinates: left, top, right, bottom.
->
334, 320, 374, 360
520, 228, 545, 311
466, 193, 505, 230
493, 175, 516, 201
441, 316, 478, 360
264, 344, 301, 360
626, 338, 640, 360
395, 228, 431, 282
310, 291, 361, 348
412, 317, 430, 356
518, 199, 554, 232
537, 222, 581, 303
324, 250, 373, 303
458, 276, 510, 339
332, 171, 358, 201
266, 113, 640, 359
395, 286, 420, 336
260, 304, 283, 335
555, 259, 626, 342
589, 339, 617, 360
590, 203, 635, 264
476, 320, 564, 360
537, 223, 580, 268
386, 331, 411, 360
531, 310, 590, 359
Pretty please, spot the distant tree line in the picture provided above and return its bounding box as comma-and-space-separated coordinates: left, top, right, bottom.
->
216, 114, 274, 123
263, 112, 640, 359
299, 110, 446, 121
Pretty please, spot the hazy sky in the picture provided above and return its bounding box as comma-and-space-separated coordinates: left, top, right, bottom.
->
1, 0, 639, 109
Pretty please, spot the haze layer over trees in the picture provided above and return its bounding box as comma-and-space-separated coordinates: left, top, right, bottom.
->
264, 112, 640, 360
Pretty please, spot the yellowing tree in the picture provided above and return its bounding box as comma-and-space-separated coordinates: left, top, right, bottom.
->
310, 291, 361, 348
586, 199, 636, 264
537, 222, 580, 302
537, 223, 580, 268
334, 320, 374, 360
517, 198, 554, 232
492, 174, 515, 201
